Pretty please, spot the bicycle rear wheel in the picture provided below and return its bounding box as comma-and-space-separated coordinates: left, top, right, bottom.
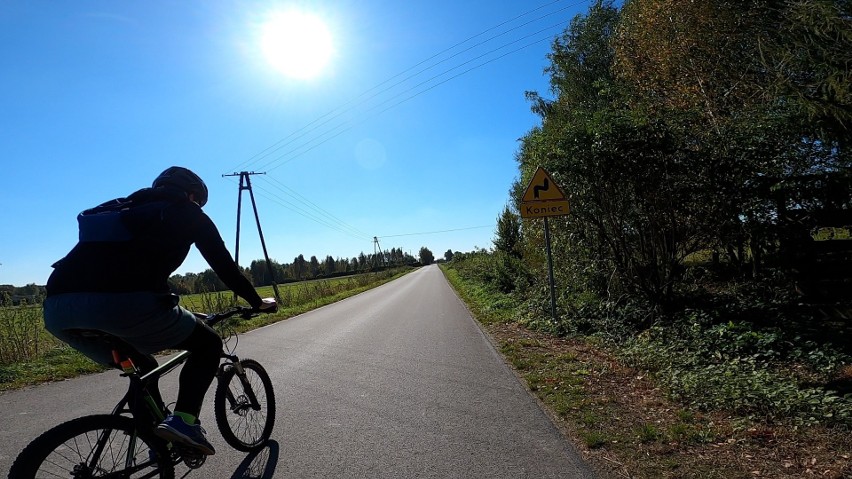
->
9, 414, 174, 479
214, 358, 276, 451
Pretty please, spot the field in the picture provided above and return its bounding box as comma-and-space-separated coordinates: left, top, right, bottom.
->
0, 268, 411, 391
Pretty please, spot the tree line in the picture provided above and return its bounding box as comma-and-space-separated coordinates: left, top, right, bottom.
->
168, 247, 435, 295
2, 247, 438, 301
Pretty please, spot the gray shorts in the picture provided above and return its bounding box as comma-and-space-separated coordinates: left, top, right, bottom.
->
43, 292, 197, 366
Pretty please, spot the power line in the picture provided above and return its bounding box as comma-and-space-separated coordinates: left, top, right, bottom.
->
379, 225, 494, 239
228, 0, 588, 174
223, 176, 373, 241
253, 25, 563, 174
261, 175, 371, 239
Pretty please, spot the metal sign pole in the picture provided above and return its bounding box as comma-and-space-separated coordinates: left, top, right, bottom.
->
544, 217, 557, 322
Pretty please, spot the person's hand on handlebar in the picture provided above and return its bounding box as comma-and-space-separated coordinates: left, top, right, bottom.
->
256, 297, 277, 314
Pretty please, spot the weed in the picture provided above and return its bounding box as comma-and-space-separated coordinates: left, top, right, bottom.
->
580, 430, 608, 449
637, 423, 662, 443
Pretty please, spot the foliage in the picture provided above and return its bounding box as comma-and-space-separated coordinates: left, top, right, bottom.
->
493, 205, 523, 258
0, 306, 57, 365
517, 0, 852, 309
419, 246, 435, 265
623, 325, 852, 427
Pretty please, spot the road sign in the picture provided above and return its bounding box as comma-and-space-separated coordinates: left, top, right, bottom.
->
520, 167, 569, 218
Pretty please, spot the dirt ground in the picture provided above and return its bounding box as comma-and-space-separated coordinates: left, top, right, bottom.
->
485, 322, 852, 479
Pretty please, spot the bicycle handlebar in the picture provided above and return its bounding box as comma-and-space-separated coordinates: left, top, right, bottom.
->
203, 306, 260, 327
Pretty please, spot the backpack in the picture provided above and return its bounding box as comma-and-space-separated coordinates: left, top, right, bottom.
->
77, 193, 170, 243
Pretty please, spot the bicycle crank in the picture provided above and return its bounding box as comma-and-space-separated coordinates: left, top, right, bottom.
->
176, 446, 207, 469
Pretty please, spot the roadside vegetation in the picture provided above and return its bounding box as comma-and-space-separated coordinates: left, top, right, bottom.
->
441, 0, 851, 477
0, 268, 411, 392
442, 257, 851, 478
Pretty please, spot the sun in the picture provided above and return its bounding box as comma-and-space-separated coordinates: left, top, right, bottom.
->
261, 10, 333, 80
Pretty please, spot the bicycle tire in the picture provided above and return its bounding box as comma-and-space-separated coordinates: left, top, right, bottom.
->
9, 414, 174, 479
214, 358, 276, 451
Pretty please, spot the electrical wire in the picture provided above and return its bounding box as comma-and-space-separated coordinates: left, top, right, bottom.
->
223, 176, 373, 242
228, 0, 589, 174
379, 225, 494, 239
261, 174, 371, 239
259, 26, 563, 173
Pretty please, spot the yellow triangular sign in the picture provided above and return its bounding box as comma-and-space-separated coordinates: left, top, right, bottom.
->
522, 167, 567, 202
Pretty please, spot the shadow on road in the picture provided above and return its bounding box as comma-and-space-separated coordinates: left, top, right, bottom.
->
229, 440, 280, 479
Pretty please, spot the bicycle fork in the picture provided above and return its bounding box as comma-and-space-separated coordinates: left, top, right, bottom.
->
221, 354, 262, 412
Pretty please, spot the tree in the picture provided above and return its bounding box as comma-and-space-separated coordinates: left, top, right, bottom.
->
760, 0, 852, 140
196, 269, 226, 292
493, 206, 522, 258
419, 247, 434, 265
309, 256, 320, 278
444, 249, 454, 262
323, 255, 336, 275
293, 255, 307, 281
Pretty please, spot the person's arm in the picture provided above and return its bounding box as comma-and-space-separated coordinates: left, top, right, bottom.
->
192, 212, 264, 308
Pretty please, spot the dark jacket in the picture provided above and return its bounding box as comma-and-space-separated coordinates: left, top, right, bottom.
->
46, 187, 263, 308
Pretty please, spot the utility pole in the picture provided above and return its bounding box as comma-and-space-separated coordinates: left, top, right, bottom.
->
223, 171, 281, 303
373, 236, 384, 270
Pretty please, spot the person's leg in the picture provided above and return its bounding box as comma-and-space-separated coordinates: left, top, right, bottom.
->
170, 318, 223, 421
154, 316, 222, 455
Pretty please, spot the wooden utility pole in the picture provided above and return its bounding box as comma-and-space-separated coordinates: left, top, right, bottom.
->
223, 171, 281, 302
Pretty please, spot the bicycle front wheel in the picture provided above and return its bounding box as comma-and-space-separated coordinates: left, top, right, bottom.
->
9, 414, 174, 479
214, 358, 276, 451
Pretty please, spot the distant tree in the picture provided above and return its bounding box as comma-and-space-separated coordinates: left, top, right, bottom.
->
444, 249, 454, 262
419, 247, 434, 265
309, 256, 320, 278
493, 206, 522, 258
196, 269, 226, 292
0, 290, 11, 306
250, 260, 270, 286
293, 255, 307, 280
323, 255, 336, 275
168, 274, 193, 295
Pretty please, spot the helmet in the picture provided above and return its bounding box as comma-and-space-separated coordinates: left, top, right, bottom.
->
152, 166, 209, 207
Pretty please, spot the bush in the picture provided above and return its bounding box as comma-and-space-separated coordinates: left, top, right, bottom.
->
622, 319, 852, 427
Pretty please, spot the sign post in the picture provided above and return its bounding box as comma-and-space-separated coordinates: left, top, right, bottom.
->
520, 167, 570, 322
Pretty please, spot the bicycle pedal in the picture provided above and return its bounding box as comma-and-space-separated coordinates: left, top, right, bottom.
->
176, 446, 207, 469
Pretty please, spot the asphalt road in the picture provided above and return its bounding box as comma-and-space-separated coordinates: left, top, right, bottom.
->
0, 265, 595, 478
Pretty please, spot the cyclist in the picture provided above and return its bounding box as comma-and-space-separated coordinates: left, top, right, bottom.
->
43, 166, 276, 456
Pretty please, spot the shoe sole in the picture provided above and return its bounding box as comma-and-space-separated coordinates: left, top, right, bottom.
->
154, 425, 215, 455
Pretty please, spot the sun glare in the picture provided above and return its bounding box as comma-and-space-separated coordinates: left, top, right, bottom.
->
261, 11, 333, 80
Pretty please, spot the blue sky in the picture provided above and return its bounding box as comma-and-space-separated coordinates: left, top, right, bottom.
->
0, 0, 592, 286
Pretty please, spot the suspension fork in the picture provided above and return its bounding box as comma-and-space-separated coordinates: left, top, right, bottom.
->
220, 353, 262, 411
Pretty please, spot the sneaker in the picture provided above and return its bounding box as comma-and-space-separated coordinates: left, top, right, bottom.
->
154, 415, 216, 455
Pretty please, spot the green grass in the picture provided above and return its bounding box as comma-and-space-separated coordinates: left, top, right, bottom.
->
0, 268, 413, 391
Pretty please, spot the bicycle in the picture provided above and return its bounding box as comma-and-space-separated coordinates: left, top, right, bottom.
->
9, 306, 276, 479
